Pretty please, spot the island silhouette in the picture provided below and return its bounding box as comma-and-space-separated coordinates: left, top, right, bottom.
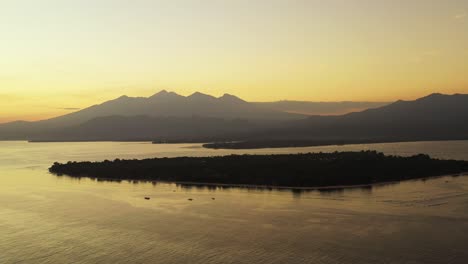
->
49, 151, 468, 189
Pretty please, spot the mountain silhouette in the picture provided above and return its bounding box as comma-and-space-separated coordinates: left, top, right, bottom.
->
259, 93, 468, 141
41, 90, 303, 127
253, 100, 389, 115
30, 115, 259, 142
0, 92, 466, 142
0, 91, 302, 140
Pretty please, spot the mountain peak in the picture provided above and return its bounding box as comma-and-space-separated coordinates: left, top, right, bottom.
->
219, 93, 246, 103
149, 90, 181, 99
414, 93, 468, 105
114, 95, 130, 101
156, 89, 168, 95
188, 92, 216, 100
421, 93, 444, 100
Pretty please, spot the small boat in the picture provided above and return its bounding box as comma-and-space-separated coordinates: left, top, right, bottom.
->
188, 198, 193, 201
144, 197, 151, 200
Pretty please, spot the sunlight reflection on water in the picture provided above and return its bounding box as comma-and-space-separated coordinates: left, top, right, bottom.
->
1, 141, 468, 263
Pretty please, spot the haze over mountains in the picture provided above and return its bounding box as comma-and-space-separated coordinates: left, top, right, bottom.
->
0, 91, 466, 144
253, 101, 389, 116
0, 91, 302, 140
255, 93, 468, 142
45, 90, 304, 126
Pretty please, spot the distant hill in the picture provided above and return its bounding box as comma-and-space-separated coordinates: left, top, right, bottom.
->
39, 90, 304, 128
0, 91, 303, 140
29, 115, 261, 142
253, 101, 389, 116
2, 92, 465, 143
256, 93, 468, 142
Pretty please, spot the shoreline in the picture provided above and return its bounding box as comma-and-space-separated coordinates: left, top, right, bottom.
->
202, 138, 468, 150
28, 140, 153, 143
50, 152, 468, 191
15, 138, 468, 149
59, 172, 468, 191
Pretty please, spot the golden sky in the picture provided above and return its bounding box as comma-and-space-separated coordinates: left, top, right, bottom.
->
1, 0, 468, 122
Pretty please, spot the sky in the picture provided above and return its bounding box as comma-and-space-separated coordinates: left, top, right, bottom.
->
1, 0, 468, 122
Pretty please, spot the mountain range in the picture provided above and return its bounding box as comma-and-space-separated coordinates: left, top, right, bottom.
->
0, 91, 467, 143
255, 93, 468, 142
44, 90, 304, 126
253, 101, 389, 116
0, 91, 301, 141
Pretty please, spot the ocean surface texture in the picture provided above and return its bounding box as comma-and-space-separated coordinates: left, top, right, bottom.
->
1, 141, 468, 264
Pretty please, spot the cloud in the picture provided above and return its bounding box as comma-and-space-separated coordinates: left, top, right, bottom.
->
455, 11, 467, 20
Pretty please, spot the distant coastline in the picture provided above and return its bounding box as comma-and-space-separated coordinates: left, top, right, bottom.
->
202, 138, 468, 149
23, 139, 468, 152
49, 151, 468, 189
28, 139, 153, 143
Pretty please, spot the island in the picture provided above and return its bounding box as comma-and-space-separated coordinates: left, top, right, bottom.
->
49, 151, 468, 189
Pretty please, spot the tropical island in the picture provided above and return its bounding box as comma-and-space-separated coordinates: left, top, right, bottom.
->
49, 151, 468, 188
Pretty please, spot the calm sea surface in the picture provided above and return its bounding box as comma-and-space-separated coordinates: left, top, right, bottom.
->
1, 141, 468, 264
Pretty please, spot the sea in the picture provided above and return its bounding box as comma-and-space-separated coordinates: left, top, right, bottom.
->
1, 140, 468, 264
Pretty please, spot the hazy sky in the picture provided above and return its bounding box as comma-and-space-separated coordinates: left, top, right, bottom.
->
1, 0, 468, 122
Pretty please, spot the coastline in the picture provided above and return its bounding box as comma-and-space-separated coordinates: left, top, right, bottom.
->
202, 138, 468, 150
58, 172, 468, 191
18, 138, 468, 149
48, 152, 468, 190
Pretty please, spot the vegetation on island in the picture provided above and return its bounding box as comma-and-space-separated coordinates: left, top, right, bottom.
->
49, 151, 468, 188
